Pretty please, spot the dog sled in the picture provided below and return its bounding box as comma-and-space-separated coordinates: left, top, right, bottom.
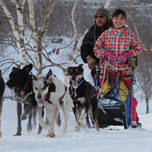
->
95, 61, 136, 129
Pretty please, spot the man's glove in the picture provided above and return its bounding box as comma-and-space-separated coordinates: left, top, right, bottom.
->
105, 51, 116, 62
118, 52, 131, 63
127, 58, 136, 71
87, 56, 96, 70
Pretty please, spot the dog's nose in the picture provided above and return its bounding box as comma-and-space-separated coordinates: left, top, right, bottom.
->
72, 77, 76, 80
37, 94, 42, 99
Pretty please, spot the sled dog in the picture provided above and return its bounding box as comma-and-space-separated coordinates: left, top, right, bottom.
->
67, 64, 99, 131
6, 64, 42, 135
32, 69, 73, 137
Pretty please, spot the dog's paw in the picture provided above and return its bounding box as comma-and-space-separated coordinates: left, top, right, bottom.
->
75, 123, 81, 131
47, 132, 55, 138
14, 131, 22, 136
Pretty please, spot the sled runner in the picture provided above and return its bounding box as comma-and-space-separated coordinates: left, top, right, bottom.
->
95, 62, 135, 129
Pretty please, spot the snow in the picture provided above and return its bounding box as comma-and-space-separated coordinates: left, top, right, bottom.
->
1, 100, 152, 152
1, 66, 152, 152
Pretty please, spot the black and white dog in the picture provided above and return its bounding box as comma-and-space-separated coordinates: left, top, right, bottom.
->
32, 69, 73, 137
6, 64, 42, 136
0, 70, 5, 138
67, 64, 99, 131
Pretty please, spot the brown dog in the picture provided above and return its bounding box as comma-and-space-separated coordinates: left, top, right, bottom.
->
67, 64, 99, 131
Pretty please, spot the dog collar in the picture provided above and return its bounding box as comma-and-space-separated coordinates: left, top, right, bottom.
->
78, 80, 84, 87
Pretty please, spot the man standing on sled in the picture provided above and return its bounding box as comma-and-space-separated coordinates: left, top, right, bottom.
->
80, 7, 111, 80
94, 9, 142, 128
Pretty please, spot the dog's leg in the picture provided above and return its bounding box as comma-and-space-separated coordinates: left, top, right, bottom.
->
0, 101, 3, 138
88, 105, 96, 128
46, 106, 59, 137
78, 105, 83, 119
27, 110, 32, 132
86, 114, 91, 128
76, 105, 90, 131
38, 106, 48, 129
78, 105, 87, 129
73, 105, 79, 122
91, 97, 100, 131
76, 111, 87, 131
38, 106, 44, 134
15, 103, 22, 136
21, 104, 34, 120
56, 112, 61, 127
60, 98, 70, 134
32, 107, 37, 128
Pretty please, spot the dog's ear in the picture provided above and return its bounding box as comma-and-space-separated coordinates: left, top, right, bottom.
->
32, 74, 38, 81
0, 70, 1, 76
22, 64, 33, 74
79, 64, 83, 68
12, 67, 18, 71
78, 64, 84, 73
44, 80, 49, 87
46, 69, 52, 80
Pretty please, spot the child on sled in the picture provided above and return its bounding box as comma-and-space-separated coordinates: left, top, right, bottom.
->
94, 9, 142, 127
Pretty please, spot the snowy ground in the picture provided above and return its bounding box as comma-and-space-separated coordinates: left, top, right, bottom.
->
1, 66, 152, 152
1, 101, 152, 152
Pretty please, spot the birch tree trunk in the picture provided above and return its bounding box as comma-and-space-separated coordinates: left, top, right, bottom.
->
0, 0, 26, 68
15, 0, 26, 68
28, 0, 40, 74
28, 0, 55, 76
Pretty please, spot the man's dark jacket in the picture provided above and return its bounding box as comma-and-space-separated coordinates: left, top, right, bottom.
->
80, 24, 110, 64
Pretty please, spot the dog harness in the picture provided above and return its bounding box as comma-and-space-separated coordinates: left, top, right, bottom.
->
45, 83, 68, 104
71, 80, 98, 103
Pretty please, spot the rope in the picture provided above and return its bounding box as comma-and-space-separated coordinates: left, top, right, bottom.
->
11, 89, 33, 103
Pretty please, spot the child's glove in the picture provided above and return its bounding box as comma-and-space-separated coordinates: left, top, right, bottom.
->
118, 52, 131, 63
127, 58, 136, 71
105, 51, 116, 62
87, 56, 96, 70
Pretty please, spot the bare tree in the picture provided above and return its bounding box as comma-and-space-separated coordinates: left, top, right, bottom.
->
0, 0, 26, 68
122, 0, 152, 114
27, 0, 56, 75
136, 52, 152, 114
